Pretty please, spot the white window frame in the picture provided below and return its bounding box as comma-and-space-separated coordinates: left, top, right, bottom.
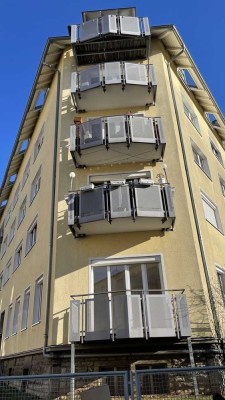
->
191, 142, 211, 178
30, 167, 41, 204
21, 159, 31, 190
3, 259, 11, 286
201, 191, 223, 233
216, 266, 225, 307
210, 138, 224, 166
1, 235, 8, 258
12, 184, 20, 210
32, 275, 43, 325
5, 304, 13, 338
12, 297, 20, 335
26, 218, 37, 255
14, 242, 23, 272
4, 205, 11, 227
219, 176, 225, 197
21, 287, 31, 331
183, 98, 200, 132
34, 124, 44, 162
18, 197, 27, 228
8, 218, 16, 245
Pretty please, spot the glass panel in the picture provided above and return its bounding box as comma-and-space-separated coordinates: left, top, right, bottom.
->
110, 186, 131, 218
79, 65, 101, 91
79, 19, 99, 42
107, 116, 126, 143
80, 119, 103, 149
125, 63, 147, 85
130, 116, 155, 143
110, 265, 125, 293
120, 16, 140, 35
94, 267, 108, 294
129, 264, 143, 292
146, 263, 162, 294
104, 62, 121, 84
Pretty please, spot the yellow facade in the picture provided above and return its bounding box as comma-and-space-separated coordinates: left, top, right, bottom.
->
0, 10, 225, 374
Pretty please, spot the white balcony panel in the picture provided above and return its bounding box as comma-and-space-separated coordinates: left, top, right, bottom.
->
120, 16, 140, 35
79, 19, 99, 42
110, 186, 131, 218
85, 295, 110, 340
176, 294, 191, 337
79, 187, 105, 223
125, 63, 148, 85
68, 193, 75, 225
135, 185, 164, 217
80, 119, 104, 149
107, 116, 126, 143
70, 125, 76, 151
71, 72, 78, 93
143, 17, 150, 35
101, 14, 117, 34
145, 294, 176, 337
105, 62, 121, 84
69, 300, 80, 342
130, 116, 155, 143
114, 294, 143, 338
79, 65, 101, 91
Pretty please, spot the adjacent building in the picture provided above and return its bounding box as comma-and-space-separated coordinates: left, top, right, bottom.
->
0, 7, 225, 380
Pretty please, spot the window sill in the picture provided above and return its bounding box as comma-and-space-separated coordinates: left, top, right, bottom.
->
25, 243, 36, 257
32, 320, 41, 327
21, 327, 28, 332
185, 114, 201, 135
205, 219, 224, 236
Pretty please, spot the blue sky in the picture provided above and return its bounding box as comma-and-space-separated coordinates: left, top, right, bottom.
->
0, 0, 225, 186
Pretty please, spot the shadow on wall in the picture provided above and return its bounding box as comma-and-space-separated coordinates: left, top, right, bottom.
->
187, 286, 213, 337
52, 307, 69, 345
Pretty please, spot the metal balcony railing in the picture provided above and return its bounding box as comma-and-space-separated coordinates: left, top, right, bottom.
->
67, 182, 175, 237
71, 62, 156, 112
70, 15, 150, 43
70, 115, 166, 167
70, 289, 191, 342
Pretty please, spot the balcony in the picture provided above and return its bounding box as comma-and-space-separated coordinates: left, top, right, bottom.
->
70, 115, 166, 167
67, 183, 175, 237
71, 62, 156, 112
70, 290, 191, 342
69, 15, 150, 65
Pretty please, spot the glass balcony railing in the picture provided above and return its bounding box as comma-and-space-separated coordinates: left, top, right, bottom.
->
71, 62, 156, 111
69, 289, 191, 342
70, 115, 166, 167
70, 15, 150, 43
67, 182, 175, 237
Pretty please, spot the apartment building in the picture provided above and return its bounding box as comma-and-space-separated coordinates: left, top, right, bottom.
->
0, 7, 225, 378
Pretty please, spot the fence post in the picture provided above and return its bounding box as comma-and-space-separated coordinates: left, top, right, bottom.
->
135, 371, 141, 400
187, 337, 199, 396
70, 342, 75, 400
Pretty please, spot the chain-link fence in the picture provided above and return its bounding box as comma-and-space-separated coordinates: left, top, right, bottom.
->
0, 366, 225, 400
135, 365, 225, 400
0, 370, 129, 400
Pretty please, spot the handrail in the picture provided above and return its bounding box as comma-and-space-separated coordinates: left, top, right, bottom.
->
71, 288, 185, 299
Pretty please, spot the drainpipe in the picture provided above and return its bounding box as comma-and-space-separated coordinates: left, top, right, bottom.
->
166, 42, 222, 352
42, 63, 61, 358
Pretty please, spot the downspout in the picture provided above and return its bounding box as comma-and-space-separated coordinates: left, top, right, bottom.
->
42, 63, 61, 357
166, 44, 223, 352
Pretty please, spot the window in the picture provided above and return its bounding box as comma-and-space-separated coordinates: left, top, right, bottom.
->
18, 197, 27, 227
26, 219, 37, 255
3, 260, 11, 286
183, 98, 200, 132
8, 219, 16, 245
12, 297, 20, 335
21, 288, 30, 330
30, 167, 41, 204
5, 304, 12, 338
1, 236, 7, 258
178, 68, 198, 89
34, 124, 44, 161
5, 206, 11, 226
219, 177, 225, 197
12, 184, 20, 210
192, 142, 211, 178
32, 276, 43, 325
14, 243, 22, 272
21, 159, 31, 189
210, 139, 224, 165
201, 192, 223, 233
216, 267, 225, 307
0, 272, 3, 290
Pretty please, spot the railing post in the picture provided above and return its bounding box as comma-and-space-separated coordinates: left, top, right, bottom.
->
187, 337, 199, 396
70, 343, 75, 400
135, 371, 142, 400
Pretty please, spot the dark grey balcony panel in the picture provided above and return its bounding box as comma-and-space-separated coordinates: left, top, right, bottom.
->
79, 65, 101, 92
101, 14, 118, 35
68, 193, 75, 225
69, 300, 80, 342
130, 116, 155, 143
125, 63, 148, 85
105, 62, 121, 84
80, 118, 104, 149
164, 185, 175, 218
107, 116, 126, 143
114, 294, 143, 338
79, 19, 99, 42
145, 294, 176, 337
70, 125, 76, 152
110, 186, 131, 218
85, 295, 110, 340
79, 187, 105, 223
135, 185, 164, 217
119, 16, 140, 35
175, 294, 191, 337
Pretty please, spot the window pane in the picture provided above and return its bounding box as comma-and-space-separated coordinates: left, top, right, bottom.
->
129, 264, 143, 291
94, 267, 108, 294
146, 263, 162, 292
111, 266, 125, 292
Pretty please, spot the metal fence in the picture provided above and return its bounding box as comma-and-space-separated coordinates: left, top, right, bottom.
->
0, 366, 225, 400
